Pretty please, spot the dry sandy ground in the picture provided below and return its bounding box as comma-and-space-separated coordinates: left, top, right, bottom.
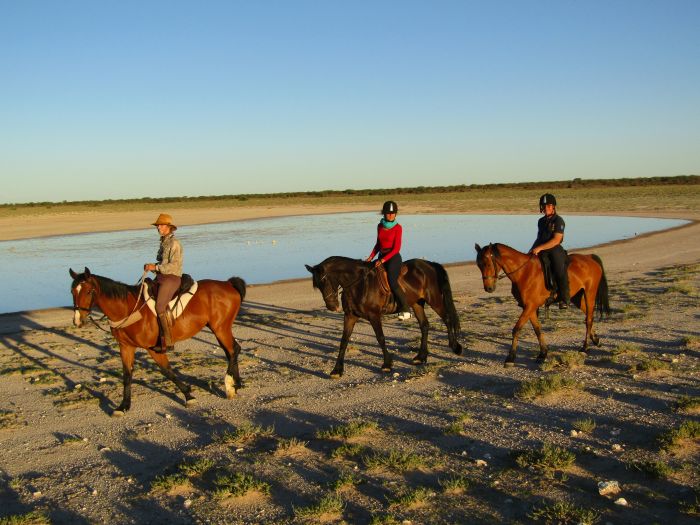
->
0, 209, 699, 524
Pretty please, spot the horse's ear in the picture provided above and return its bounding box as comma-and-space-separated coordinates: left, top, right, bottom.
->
69, 268, 77, 278
474, 243, 481, 253
304, 264, 314, 274
84, 267, 91, 277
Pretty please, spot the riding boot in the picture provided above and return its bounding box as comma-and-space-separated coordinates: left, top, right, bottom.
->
557, 276, 571, 309
157, 312, 175, 352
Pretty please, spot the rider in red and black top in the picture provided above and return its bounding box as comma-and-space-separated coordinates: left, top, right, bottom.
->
529, 193, 571, 309
366, 201, 412, 320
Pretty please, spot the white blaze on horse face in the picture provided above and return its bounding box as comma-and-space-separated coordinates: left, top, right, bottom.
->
72, 284, 83, 326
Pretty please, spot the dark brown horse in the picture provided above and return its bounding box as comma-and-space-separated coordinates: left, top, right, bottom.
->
70, 267, 246, 415
474, 243, 610, 366
305, 256, 462, 377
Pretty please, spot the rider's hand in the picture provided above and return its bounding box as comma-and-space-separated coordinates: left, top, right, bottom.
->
374, 259, 383, 268
144, 263, 156, 272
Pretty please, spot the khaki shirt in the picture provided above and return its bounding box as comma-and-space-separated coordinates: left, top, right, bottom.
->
156, 234, 183, 276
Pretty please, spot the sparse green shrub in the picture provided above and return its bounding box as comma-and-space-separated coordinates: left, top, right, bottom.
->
529, 500, 599, 524
0, 510, 51, 525
363, 449, 424, 472
369, 515, 400, 525
514, 443, 576, 475
316, 420, 378, 440
276, 437, 309, 455
572, 418, 596, 434
611, 342, 643, 360
215, 422, 274, 444
151, 473, 189, 492
331, 443, 367, 460
540, 352, 586, 371
631, 460, 673, 479
516, 374, 581, 400
675, 395, 700, 414
439, 474, 470, 494
179, 458, 215, 477
631, 357, 670, 373
658, 420, 700, 451
213, 472, 270, 499
294, 492, 345, 519
331, 471, 362, 491
389, 486, 434, 507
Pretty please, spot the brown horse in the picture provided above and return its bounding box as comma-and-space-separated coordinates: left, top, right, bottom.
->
474, 243, 610, 366
305, 256, 462, 377
70, 267, 246, 415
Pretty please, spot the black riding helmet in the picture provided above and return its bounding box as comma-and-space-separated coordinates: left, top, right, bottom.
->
381, 200, 398, 215
539, 193, 557, 212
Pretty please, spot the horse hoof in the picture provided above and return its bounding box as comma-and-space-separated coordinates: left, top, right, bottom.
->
186, 397, 198, 406
225, 390, 237, 400
111, 409, 126, 417
453, 343, 463, 355
329, 371, 342, 379
503, 361, 515, 368
411, 356, 426, 365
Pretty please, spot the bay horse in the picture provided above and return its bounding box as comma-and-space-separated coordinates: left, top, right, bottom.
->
474, 243, 610, 366
70, 267, 246, 415
305, 256, 462, 377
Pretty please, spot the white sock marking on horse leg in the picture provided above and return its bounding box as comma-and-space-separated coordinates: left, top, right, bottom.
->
224, 374, 236, 399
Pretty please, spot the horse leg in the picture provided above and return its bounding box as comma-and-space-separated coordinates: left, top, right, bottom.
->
411, 304, 430, 365
114, 344, 136, 416
530, 311, 549, 362
506, 308, 533, 367
211, 323, 242, 399
331, 313, 358, 378
368, 315, 393, 373
581, 289, 599, 354
146, 348, 196, 406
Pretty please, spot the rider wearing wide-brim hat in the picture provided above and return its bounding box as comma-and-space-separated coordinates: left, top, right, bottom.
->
366, 200, 412, 320
144, 213, 183, 350
529, 193, 570, 308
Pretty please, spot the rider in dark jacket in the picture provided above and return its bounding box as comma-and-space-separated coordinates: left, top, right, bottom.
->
529, 193, 571, 309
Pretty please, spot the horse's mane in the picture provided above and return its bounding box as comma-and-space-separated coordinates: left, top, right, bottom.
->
73, 273, 139, 300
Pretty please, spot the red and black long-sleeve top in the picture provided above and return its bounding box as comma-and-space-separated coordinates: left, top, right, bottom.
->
369, 223, 403, 263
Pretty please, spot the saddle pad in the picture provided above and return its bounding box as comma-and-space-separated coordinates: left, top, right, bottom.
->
143, 281, 198, 319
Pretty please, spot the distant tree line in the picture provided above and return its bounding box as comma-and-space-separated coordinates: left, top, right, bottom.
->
3, 174, 698, 209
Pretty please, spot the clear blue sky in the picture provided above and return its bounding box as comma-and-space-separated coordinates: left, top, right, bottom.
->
2, 1, 699, 204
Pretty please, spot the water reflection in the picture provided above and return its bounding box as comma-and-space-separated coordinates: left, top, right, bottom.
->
0, 213, 688, 314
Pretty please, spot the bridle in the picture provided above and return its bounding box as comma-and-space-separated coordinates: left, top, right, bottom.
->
72, 272, 148, 331
480, 245, 532, 283
316, 265, 372, 304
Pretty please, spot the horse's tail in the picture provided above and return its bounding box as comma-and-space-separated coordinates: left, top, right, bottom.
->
228, 277, 247, 301
429, 262, 461, 337
591, 255, 610, 318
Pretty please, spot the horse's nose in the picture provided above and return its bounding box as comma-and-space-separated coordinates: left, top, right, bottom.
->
484, 284, 495, 293
334, 306, 342, 313
73, 310, 83, 327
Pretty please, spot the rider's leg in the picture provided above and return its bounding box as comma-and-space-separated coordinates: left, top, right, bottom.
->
548, 246, 570, 308
385, 255, 410, 317
155, 274, 181, 351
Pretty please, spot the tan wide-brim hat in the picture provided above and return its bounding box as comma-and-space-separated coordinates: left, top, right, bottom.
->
152, 213, 177, 230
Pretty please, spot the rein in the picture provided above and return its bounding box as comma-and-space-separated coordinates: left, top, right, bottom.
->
319, 266, 372, 302
484, 248, 533, 281
76, 271, 149, 331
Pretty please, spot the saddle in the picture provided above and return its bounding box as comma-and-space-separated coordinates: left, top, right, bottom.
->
143, 274, 198, 319
375, 264, 408, 294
